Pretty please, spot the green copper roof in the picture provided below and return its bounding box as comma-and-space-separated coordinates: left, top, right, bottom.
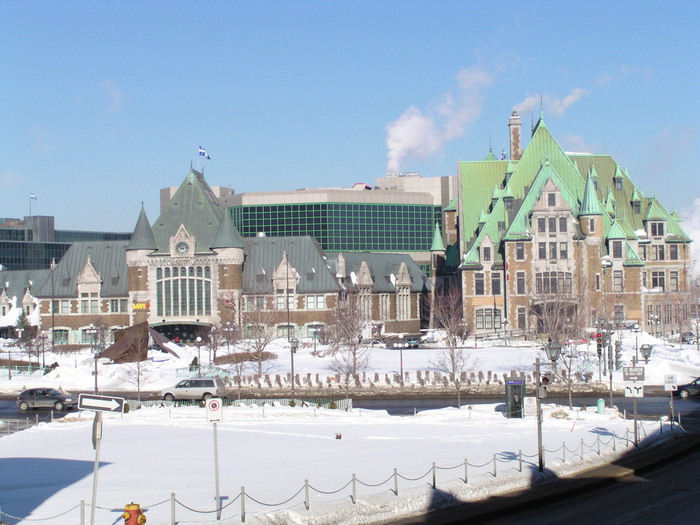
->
483, 149, 498, 161
151, 169, 229, 254
443, 196, 458, 212
430, 222, 445, 252
127, 205, 157, 251
579, 172, 604, 216
644, 198, 666, 221
211, 211, 245, 249
623, 240, 645, 267
607, 221, 626, 239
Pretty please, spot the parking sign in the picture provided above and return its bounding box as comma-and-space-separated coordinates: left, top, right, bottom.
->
206, 398, 224, 423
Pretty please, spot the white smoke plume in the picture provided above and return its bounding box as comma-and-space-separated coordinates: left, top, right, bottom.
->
385, 67, 492, 173
680, 198, 700, 277
513, 87, 589, 117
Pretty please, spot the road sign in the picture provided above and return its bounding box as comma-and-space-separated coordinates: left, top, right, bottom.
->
523, 396, 537, 417
206, 397, 224, 423
664, 374, 678, 391
624, 382, 644, 397
78, 393, 125, 413
623, 366, 645, 382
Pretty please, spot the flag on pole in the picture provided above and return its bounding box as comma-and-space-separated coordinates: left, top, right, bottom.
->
198, 146, 211, 160
29, 193, 37, 200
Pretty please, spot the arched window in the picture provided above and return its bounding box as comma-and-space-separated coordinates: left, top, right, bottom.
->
156, 265, 212, 317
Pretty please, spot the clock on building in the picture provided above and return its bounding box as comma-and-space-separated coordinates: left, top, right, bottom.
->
175, 242, 190, 255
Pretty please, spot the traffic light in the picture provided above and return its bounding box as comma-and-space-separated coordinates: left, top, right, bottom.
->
614, 341, 622, 370
596, 333, 603, 357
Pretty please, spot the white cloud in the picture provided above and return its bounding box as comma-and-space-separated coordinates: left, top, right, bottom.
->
680, 199, 700, 277
513, 87, 589, 117
560, 133, 598, 154
1, 169, 23, 187
385, 66, 492, 173
101, 79, 124, 114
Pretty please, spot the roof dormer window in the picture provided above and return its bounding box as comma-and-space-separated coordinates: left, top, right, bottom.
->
650, 222, 665, 237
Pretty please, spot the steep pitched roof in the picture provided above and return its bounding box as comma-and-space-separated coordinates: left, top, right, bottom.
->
579, 171, 604, 216
334, 252, 430, 293
34, 241, 129, 298
211, 210, 245, 250
242, 236, 340, 294
430, 223, 445, 252
126, 205, 157, 251
151, 169, 233, 254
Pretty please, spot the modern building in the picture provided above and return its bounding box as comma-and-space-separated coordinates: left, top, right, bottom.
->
459, 111, 692, 339
0, 215, 130, 271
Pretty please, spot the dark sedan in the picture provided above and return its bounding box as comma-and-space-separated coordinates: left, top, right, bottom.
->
17, 388, 77, 411
676, 378, 700, 399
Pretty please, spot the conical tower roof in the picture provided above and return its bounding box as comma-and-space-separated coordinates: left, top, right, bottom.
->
579, 171, 603, 216
211, 210, 245, 250
430, 223, 445, 252
126, 205, 157, 251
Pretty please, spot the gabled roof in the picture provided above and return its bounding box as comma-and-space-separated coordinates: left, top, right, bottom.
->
34, 241, 129, 298
0, 269, 51, 303
242, 236, 340, 294
333, 252, 430, 293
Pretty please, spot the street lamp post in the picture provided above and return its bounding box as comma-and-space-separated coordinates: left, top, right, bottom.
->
196, 336, 202, 375
633, 323, 640, 364
290, 337, 299, 398
39, 332, 47, 369
87, 324, 99, 394
535, 339, 562, 472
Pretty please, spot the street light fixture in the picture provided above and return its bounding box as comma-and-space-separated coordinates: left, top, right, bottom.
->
290, 337, 299, 398
535, 340, 561, 472
196, 336, 202, 375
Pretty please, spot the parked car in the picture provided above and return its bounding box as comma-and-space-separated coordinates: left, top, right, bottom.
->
680, 332, 697, 344
675, 377, 700, 398
161, 377, 228, 401
17, 388, 76, 411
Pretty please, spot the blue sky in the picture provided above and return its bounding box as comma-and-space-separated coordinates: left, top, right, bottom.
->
3, 1, 699, 232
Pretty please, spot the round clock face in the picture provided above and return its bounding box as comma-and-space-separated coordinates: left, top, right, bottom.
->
175, 242, 189, 255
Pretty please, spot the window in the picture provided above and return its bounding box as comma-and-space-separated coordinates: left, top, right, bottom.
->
245, 296, 265, 311
612, 241, 623, 259
482, 246, 491, 262
475, 308, 502, 330
474, 273, 485, 295
156, 265, 212, 317
559, 242, 568, 259
492, 273, 501, 295
633, 201, 641, 214
380, 294, 391, 320
640, 245, 647, 260
548, 217, 557, 233
669, 244, 678, 260
651, 271, 665, 291
595, 274, 601, 291
670, 271, 679, 292
276, 292, 295, 311
110, 299, 128, 313
538, 217, 546, 233
516, 272, 526, 295
613, 270, 623, 293
643, 271, 647, 289
80, 292, 99, 314
306, 295, 326, 309
535, 272, 573, 295
650, 222, 665, 237
589, 218, 595, 233
397, 287, 410, 319
52, 300, 70, 314
515, 243, 525, 260
53, 329, 69, 344
652, 245, 665, 261
614, 304, 625, 322
559, 217, 567, 232
549, 242, 557, 259
548, 193, 556, 206
517, 307, 526, 330
538, 242, 546, 259
615, 178, 623, 190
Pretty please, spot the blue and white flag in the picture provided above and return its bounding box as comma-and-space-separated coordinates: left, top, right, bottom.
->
29, 193, 37, 201
198, 146, 211, 160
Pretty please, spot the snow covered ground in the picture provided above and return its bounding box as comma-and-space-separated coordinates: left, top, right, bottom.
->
0, 330, 697, 524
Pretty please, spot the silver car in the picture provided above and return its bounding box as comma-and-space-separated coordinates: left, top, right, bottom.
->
161, 377, 228, 401
17, 388, 76, 411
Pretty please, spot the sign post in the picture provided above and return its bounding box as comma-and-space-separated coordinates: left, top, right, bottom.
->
623, 367, 645, 446
79, 394, 125, 525
664, 374, 678, 425
206, 398, 223, 520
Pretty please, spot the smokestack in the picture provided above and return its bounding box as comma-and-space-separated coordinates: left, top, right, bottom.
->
509, 111, 522, 161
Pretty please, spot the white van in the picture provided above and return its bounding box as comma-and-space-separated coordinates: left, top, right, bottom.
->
161, 377, 227, 401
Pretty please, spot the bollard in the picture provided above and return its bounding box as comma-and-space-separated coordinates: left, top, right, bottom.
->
393, 468, 399, 496
304, 479, 310, 510
351, 474, 357, 504
464, 458, 468, 484
170, 493, 176, 525
597, 398, 605, 415
518, 450, 522, 472
432, 462, 436, 489
241, 486, 246, 523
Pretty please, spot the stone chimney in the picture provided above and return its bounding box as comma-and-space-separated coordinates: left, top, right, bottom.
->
509, 111, 522, 161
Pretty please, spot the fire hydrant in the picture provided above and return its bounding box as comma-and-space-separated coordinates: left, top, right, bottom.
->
122, 502, 147, 525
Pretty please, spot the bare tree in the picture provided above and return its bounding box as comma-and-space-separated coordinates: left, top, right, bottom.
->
122, 327, 151, 404
430, 286, 478, 406
325, 293, 370, 396
237, 305, 280, 376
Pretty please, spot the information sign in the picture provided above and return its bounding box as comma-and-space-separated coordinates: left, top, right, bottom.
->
623, 366, 645, 382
